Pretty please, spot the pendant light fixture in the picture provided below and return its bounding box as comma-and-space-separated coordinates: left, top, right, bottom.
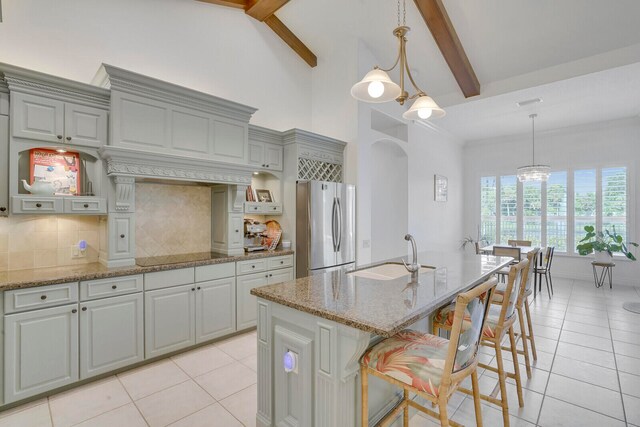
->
517, 114, 550, 182
350, 0, 445, 121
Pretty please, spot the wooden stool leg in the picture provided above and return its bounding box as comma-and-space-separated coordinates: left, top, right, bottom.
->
524, 301, 537, 361
494, 343, 511, 427
517, 306, 532, 378
403, 389, 409, 427
471, 370, 483, 427
438, 397, 449, 427
509, 326, 525, 407
361, 366, 368, 427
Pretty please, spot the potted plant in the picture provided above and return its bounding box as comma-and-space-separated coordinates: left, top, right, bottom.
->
576, 225, 638, 262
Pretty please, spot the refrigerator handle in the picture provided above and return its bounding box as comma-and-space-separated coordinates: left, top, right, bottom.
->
331, 197, 338, 252
336, 197, 342, 252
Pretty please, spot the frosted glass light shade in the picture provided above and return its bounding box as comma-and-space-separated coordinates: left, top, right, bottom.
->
402, 95, 446, 120
517, 165, 551, 182
351, 69, 402, 103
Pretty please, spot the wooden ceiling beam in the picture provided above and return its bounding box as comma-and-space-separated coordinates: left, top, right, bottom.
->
264, 14, 317, 67
197, 0, 247, 9
245, 0, 290, 21
413, 0, 480, 97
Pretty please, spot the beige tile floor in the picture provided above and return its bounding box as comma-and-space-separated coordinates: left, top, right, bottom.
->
1, 277, 640, 426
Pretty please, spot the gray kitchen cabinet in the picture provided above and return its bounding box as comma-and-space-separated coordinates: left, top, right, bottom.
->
80, 293, 144, 379
4, 304, 79, 403
195, 277, 236, 343
268, 267, 294, 286
247, 141, 283, 171
11, 92, 107, 147
228, 213, 244, 250
0, 114, 8, 216
108, 213, 135, 261
236, 272, 268, 331
145, 283, 196, 359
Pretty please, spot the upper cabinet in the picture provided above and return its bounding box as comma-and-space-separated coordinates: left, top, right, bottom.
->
94, 64, 257, 165
248, 125, 284, 171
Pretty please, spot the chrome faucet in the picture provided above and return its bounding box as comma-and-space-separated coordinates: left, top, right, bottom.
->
402, 234, 421, 277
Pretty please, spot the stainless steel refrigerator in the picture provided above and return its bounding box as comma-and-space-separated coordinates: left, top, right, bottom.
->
296, 181, 356, 278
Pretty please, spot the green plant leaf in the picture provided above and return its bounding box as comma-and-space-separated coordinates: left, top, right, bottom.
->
584, 225, 595, 233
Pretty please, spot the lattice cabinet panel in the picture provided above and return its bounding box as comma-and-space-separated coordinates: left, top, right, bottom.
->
298, 158, 342, 183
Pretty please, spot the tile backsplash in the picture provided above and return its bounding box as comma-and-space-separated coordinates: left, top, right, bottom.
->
135, 182, 211, 258
0, 215, 102, 271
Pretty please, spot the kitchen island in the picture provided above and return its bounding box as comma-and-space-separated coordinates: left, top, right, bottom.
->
251, 250, 511, 427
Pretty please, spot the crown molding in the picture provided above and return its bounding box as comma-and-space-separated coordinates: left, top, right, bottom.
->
248, 124, 285, 145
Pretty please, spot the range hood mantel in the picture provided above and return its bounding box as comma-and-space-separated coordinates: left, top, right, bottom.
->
99, 145, 254, 185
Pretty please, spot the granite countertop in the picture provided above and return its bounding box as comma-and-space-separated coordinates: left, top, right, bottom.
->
251, 251, 511, 337
0, 249, 294, 291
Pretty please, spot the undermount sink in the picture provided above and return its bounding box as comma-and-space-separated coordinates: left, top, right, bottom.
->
348, 262, 435, 281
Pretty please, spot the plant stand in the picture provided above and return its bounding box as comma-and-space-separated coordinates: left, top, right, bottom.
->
592, 261, 615, 289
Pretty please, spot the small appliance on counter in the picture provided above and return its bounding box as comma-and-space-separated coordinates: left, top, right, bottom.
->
244, 220, 267, 252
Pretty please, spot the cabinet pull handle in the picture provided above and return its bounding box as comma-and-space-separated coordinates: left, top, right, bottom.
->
112, 285, 117, 289
82, 307, 87, 311
83, 203, 89, 208
57, 135, 63, 140
40, 295, 47, 300
72, 309, 78, 314
66, 136, 72, 141
120, 234, 125, 238
36, 203, 42, 208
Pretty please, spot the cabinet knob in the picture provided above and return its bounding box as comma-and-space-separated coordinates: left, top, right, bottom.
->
280, 261, 284, 264
36, 203, 42, 208
269, 274, 273, 277
83, 203, 89, 208
252, 265, 255, 269
112, 285, 117, 289
40, 295, 47, 300
191, 288, 195, 291
197, 286, 201, 290
66, 136, 72, 141
0, 207, 6, 212
82, 307, 87, 311
120, 234, 125, 239
273, 207, 277, 210
262, 164, 265, 167
57, 135, 63, 140
235, 229, 239, 233
265, 274, 269, 278
72, 309, 77, 314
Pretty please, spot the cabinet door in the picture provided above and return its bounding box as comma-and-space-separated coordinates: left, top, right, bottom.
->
268, 267, 294, 286
236, 272, 268, 330
247, 141, 265, 168
145, 284, 195, 359
11, 92, 64, 143
80, 293, 144, 379
4, 304, 79, 403
108, 213, 134, 260
0, 115, 9, 215
195, 278, 235, 343
212, 119, 247, 164
228, 214, 244, 249
64, 103, 108, 148
264, 143, 283, 171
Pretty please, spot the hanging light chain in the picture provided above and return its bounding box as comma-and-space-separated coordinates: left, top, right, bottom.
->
530, 113, 537, 164
397, 0, 406, 27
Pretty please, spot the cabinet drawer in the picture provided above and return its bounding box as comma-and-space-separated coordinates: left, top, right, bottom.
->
145, 268, 194, 291
244, 202, 264, 214
267, 255, 293, 270
80, 275, 143, 301
12, 196, 63, 214
237, 258, 268, 275
264, 203, 282, 215
64, 197, 107, 214
5, 282, 79, 314
195, 262, 235, 282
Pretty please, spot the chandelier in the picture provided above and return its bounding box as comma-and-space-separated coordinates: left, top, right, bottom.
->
350, 0, 445, 121
517, 114, 550, 182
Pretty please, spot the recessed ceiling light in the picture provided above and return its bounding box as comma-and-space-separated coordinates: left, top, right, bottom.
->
56, 148, 67, 153
516, 98, 543, 107
253, 172, 259, 175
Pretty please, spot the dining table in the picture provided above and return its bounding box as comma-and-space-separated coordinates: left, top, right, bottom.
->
480, 244, 547, 297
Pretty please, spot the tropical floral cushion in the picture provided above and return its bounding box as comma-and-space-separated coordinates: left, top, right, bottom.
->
362, 330, 454, 397
433, 303, 497, 339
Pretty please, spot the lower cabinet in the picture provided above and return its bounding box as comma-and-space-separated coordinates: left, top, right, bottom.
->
237, 267, 293, 330
80, 293, 144, 379
4, 304, 79, 403
195, 277, 236, 343
145, 284, 196, 359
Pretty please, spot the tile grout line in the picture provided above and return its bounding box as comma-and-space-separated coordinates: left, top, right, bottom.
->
114, 375, 151, 427
604, 289, 629, 426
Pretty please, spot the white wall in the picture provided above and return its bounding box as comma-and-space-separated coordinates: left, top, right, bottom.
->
0, 0, 312, 130
463, 117, 640, 286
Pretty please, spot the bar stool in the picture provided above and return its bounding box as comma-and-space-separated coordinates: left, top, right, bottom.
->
507, 240, 532, 247
535, 247, 555, 298
433, 259, 529, 427
493, 246, 521, 282
361, 277, 498, 427
492, 248, 540, 378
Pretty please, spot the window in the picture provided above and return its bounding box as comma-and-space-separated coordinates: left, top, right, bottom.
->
574, 169, 596, 246
500, 175, 517, 244
523, 181, 542, 246
478, 166, 630, 255
602, 167, 627, 241
546, 172, 567, 252
480, 176, 497, 244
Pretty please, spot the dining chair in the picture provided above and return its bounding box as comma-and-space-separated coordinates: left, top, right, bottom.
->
535, 247, 554, 298
475, 241, 492, 255
434, 259, 529, 427
493, 246, 521, 282
508, 240, 532, 247
361, 277, 498, 427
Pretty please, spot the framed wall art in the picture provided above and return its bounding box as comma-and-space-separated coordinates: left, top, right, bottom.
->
434, 174, 448, 202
